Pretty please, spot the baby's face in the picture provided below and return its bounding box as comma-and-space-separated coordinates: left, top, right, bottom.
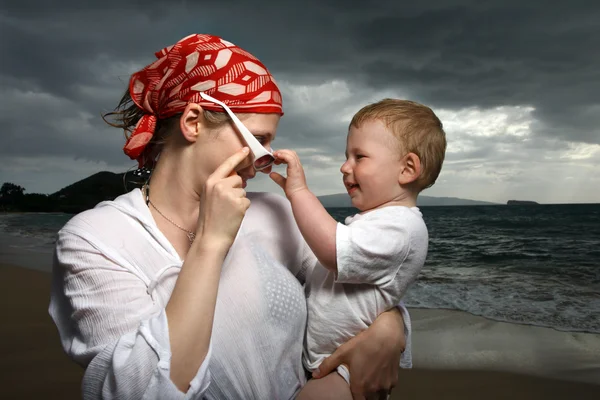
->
341, 119, 405, 211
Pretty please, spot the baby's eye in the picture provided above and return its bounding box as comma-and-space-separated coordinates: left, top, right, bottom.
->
356, 154, 365, 160
254, 136, 266, 145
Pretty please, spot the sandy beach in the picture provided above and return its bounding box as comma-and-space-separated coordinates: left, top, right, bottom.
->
0, 264, 83, 399
0, 260, 599, 398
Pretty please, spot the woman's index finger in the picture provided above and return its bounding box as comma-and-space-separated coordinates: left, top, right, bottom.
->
213, 147, 250, 179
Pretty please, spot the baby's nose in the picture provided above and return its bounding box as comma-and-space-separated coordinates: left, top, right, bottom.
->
340, 160, 351, 174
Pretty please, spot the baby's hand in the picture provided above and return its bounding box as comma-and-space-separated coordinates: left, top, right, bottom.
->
269, 150, 309, 200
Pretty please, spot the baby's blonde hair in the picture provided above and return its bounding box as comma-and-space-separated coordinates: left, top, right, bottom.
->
350, 98, 447, 190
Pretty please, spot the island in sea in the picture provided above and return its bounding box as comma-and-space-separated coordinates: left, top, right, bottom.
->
507, 200, 540, 205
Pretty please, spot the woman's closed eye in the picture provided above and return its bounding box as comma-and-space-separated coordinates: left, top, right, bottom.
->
255, 136, 269, 146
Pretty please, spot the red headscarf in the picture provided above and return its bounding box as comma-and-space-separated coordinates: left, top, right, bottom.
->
123, 33, 283, 166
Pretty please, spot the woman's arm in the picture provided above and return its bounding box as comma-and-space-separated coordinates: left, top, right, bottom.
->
49, 149, 251, 399
49, 230, 213, 400
150, 148, 252, 391
312, 306, 409, 397
164, 238, 230, 391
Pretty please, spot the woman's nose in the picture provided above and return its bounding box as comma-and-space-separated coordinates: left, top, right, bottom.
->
241, 163, 257, 179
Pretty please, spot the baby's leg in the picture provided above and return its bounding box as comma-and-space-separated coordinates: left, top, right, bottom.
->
296, 372, 352, 400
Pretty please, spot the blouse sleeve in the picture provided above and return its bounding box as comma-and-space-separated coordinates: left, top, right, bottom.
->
48, 229, 212, 400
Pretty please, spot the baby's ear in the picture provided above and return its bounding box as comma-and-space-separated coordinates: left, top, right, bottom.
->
398, 152, 421, 185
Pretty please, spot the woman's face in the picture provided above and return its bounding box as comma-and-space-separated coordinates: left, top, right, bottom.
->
196, 113, 281, 188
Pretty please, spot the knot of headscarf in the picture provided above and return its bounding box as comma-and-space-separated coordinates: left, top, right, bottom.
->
124, 33, 283, 166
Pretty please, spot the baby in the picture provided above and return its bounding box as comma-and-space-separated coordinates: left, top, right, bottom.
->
270, 98, 447, 398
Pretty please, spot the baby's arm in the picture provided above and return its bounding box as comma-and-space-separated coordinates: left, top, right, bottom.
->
270, 149, 338, 271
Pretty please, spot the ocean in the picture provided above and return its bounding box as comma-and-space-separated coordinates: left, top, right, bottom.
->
1, 203, 599, 334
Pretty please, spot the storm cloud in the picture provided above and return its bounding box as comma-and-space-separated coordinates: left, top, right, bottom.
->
0, 0, 598, 203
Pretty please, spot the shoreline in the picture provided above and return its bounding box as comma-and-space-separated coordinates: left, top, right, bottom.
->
0, 231, 56, 273
1, 263, 599, 398
408, 307, 600, 385
3, 245, 597, 338
2, 208, 599, 337
408, 305, 600, 335
2, 228, 597, 337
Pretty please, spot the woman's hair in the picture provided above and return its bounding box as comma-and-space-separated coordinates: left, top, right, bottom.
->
102, 89, 230, 168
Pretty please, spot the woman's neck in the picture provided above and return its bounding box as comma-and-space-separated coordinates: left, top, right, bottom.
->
146, 152, 202, 234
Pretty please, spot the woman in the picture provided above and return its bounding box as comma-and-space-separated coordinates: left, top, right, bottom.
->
48, 33, 411, 399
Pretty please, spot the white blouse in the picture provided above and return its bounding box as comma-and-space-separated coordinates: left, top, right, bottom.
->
48, 189, 412, 399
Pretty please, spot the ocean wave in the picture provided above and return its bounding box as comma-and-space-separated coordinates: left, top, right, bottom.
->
2, 205, 599, 334
405, 273, 600, 333
407, 304, 600, 334
0, 213, 70, 246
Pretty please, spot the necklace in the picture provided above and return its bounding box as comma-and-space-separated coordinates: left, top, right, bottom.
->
143, 184, 196, 244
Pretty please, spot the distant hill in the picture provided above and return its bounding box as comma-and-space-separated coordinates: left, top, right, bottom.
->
317, 193, 498, 207
0, 171, 144, 213
50, 171, 144, 213
1, 171, 496, 213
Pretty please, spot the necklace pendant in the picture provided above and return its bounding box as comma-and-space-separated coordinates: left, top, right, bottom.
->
187, 232, 196, 244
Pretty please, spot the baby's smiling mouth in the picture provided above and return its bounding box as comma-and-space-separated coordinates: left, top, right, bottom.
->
345, 181, 359, 192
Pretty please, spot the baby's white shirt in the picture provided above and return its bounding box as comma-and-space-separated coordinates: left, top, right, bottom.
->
304, 206, 427, 372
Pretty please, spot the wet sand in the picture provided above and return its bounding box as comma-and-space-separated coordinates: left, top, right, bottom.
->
0, 264, 83, 399
0, 263, 598, 399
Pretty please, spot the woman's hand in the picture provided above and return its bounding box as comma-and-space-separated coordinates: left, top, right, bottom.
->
269, 149, 309, 200
313, 308, 406, 399
196, 147, 252, 249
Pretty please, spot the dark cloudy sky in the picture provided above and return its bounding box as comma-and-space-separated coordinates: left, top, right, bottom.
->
1, 0, 599, 204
